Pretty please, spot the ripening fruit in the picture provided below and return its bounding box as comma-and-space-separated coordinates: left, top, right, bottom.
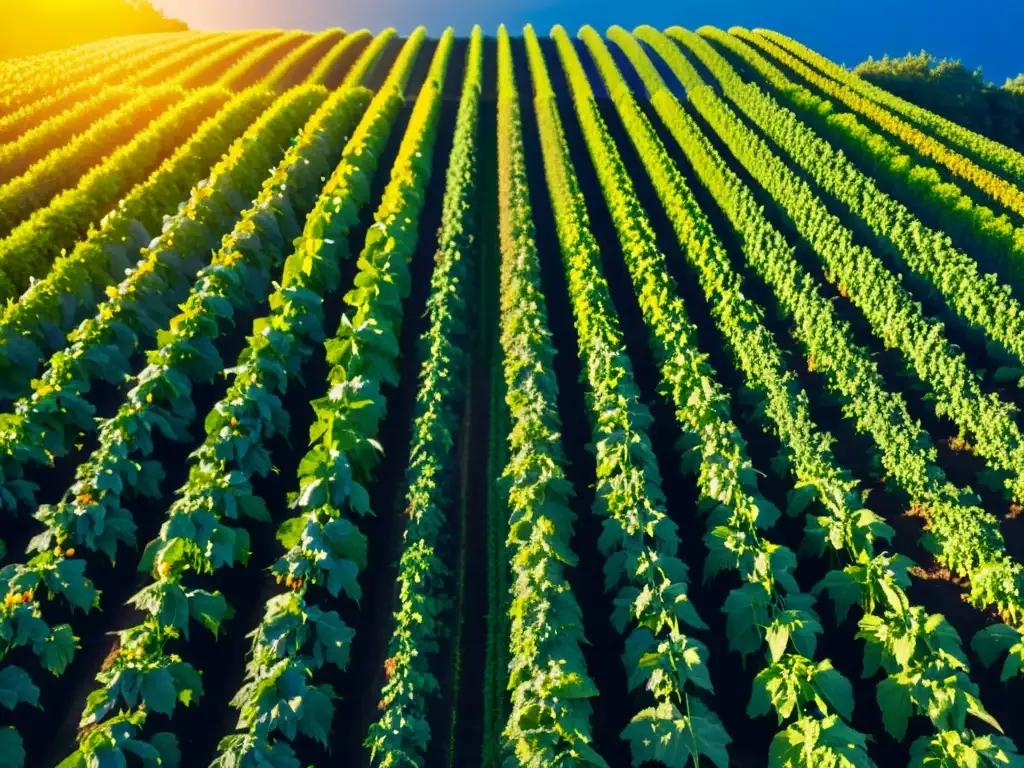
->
65, 548, 76, 558
158, 562, 171, 577
22, 591, 33, 602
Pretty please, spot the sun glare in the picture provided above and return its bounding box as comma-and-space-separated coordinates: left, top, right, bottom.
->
2, 0, 186, 59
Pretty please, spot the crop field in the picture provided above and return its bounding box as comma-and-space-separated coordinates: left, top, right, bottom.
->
3, 22, 1024, 768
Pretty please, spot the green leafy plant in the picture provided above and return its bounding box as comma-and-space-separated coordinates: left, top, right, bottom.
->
491, 26, 604, 768
7, 72, 380, 768
0, 87, 274, 399
366, 26, 480, 767
600, 23, 1018, 766
214, 28, 440, 767
0, 85, 327, 520
756, 29, 1024, 194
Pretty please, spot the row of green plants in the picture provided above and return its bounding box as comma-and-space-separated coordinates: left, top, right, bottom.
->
0, 85, 186, 240
66, 29, 429, 767
173, 32, 282, 90
567, 24, 877, 766
0, 86, 230, 300
366, 26, 481, 767
0, 28, 384, 402
658, 27, 1024, 508
59, 48, 421, 760
306, 30, 377, 86
126, 33, 249, 89
536, 25, 744, 768
323, 30, 394, 91
0, 546, 98, 766
0, 33, 231, 144
0, 33, 197, 116
263, 28, 345, 92
699, 27, 1024, 381
744, 30, 1024, 220
311, 29, 393, 95
0, 85, 141, 185
636, 15, 1024, 647
604, 25, 1022, 765
0, 77, 378, 768
0, 31, 397, 518
756, 29, 1024, 192
0, 87, 277, 398
217, 29, 451, 767
0, 32, 149, 83
481, 86, 512, 767
218, 31, 310, 91
0, 34, 142, 93
702, 28, 1024, 286
493, 25, 603, 767
0, 86, 327, 517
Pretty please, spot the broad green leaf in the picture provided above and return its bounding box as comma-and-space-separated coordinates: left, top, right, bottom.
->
141, 668, 177, 715
813, 666, 854, 721
0, 666, 40, 710
970, 624, 1022, 675
275, 517, 306, 550
40, 624, 77, 675
877, 677, 913, 741
188, 590, 231, 636
815, 569, 860, 625
149, 733, 180, 768
0, 728, 26, 768
786, 483, 818, 518
622, 700, 730, 768
765, 623, 790, 663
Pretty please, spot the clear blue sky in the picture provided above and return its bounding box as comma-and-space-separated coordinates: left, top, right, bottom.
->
154, 0, 1024, 84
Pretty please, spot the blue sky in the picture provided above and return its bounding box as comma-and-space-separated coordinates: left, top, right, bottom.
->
154, 0, 1024, 84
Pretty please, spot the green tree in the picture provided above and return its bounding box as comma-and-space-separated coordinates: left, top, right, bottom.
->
853, 51, 1024, 150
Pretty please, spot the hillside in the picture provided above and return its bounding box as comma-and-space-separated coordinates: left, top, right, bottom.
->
0, 0, 187, 59
1, 25, 1024, 768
